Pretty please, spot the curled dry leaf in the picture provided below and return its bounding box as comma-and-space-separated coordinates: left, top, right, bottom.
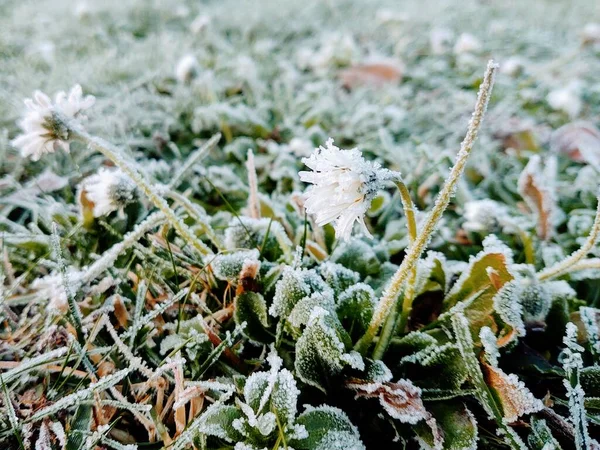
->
347, 378, 443, 448
339, 61, 404, 89
347, 378, 428, 423
550, 121, 600, 169
518, 155, 557, 241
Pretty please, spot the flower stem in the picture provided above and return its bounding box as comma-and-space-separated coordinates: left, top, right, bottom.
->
66, 121, 213, 257
537, 194, 600, 281
355, 60, 498, 354
372, 180, 417, 359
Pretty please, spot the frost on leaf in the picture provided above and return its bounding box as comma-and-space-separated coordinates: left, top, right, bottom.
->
335, 283, 376, 338
330, 238, 381, 277
347, 378, 428, 425
492, 280, 525, 346
295, 307, 363, 392
417, 403, 478, 450
269, 266, 328, 320
212, 249, 260, 282
528, 417, 561, 450
443, 236, 516, 346
224, 217, 292, 261
318, 262, 360, 296
481, 363, 544, 423
234, 292, 271, 344
561, 322, 598, 450
288, 291, 335, 329
517, 154, 558, 241
291, 405, 365, 450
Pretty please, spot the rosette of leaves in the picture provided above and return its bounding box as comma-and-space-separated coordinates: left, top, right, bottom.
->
186, 350, 365, 450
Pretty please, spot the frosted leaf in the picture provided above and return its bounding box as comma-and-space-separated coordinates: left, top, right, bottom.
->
580, 307, 600, 361
528, 417, 561, 450
561, 322, 596, 450
348, 378, 428, 424
330, 238, 381, 277
336, 283, 376, 332
224, 216, 292, 261
288, 291, 335, 329
270, 266, 327, 319
492, 280, 526, 340
340, 351, 365, 370
295, 307, 359, 391
212, 249, 260, 282
364, 360, 393, 383
518, 154, 558, 240
480, 326, 500, 366
482, 364, 544, 423
293, 405, 365, 450
34, 423, 51, 450
317, 262, 360, 295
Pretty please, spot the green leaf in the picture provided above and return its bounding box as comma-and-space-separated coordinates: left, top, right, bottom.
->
196, 404, 244, 443
417, 403, 478, 450
528, 416, 560, 450
336, 283, 375, 339
331, 239, 380, 277
295, 308, 362, 392
234, 292, 272, 344
66, 404, 92, 450
291, 405, 365, 450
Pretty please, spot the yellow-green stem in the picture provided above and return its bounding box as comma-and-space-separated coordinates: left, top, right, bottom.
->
355, 60, 498, 354
538, 194, 600, 281
372, 180, 417, 359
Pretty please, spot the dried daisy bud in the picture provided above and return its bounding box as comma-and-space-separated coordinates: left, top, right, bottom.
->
175, 54, 200, 83
11, 84, 95, 161
550, 121, 600, 169
299, 138, 399, 241
80, 168, 137, 217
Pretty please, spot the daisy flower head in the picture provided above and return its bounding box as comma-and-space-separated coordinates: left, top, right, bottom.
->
11, 84, 95, 161
299, 138, 398, 241
81, 168, 137, 217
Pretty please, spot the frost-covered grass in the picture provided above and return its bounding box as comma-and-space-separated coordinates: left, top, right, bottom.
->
2, 0, 600, 449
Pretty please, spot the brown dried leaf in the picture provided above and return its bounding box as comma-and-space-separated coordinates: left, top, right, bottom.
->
550, 121, 600, 168
347, 378, 428, 424
112, 295, 129, 329
340, 61, 403, 89
518, 155, 557, 240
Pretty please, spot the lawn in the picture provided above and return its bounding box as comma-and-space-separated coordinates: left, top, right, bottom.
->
1, 1, 600, 449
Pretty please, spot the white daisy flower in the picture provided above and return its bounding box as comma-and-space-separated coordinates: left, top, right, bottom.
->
11, 84, 95, 161
81, 168, 137, 217
299, 138, 398, 241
